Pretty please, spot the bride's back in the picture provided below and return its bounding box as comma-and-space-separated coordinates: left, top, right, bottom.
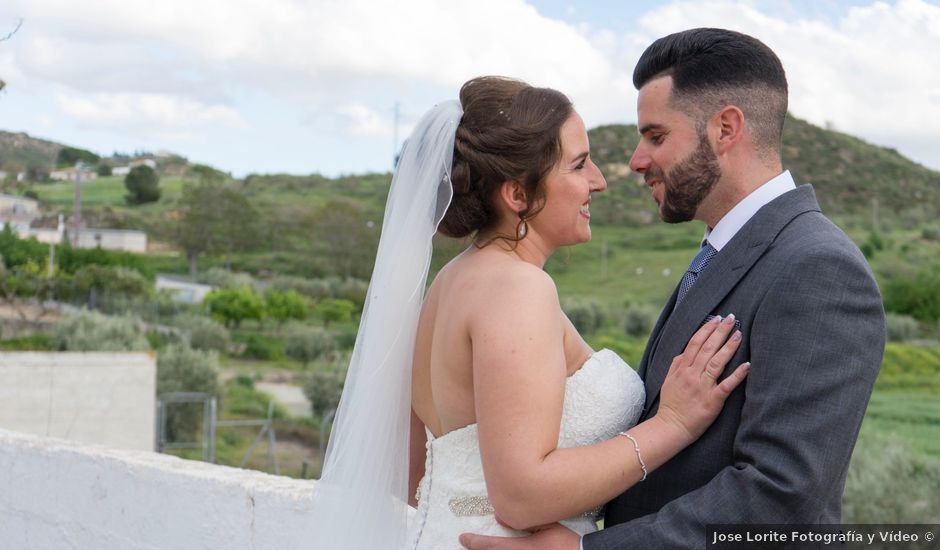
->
411, 247, 508, 438
412, 244, 593, 439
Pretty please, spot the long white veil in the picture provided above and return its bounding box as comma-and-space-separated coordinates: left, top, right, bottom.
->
308, 100, 462, 548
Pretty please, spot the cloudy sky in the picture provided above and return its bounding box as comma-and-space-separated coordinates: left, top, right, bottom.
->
1, 0, 938, 177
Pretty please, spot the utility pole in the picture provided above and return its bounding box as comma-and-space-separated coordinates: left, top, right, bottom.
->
72, 161, 82, 247
48, 214, 64, 277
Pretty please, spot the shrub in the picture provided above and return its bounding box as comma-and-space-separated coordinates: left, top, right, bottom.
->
885, 313, 921, 342
269, 275, 332, 301
562, 297, 608, 335
238, 333, 283, 360
883, 270, 940, 323
57, 242, 151, 277
843, 427, 940, 523
314, 298, 356, 328
171, 314, 231, 352
922, 224, 940, 242
200, 267, 255, 289
303, 365, 347, 419
0, 333, 55, 351
624, 304, 658, 339
54, 310, 150, 351
69, 264, 151, 305
156, 343, 220, 441
284, 323, 336, 368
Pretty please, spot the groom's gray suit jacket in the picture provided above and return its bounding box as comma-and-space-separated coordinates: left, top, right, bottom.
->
584, 185, 886, 549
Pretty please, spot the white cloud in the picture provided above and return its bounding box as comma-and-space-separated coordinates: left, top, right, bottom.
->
1, 0, 629, 137
337, 103, 391, 137
56, 92, 245, 141
1, 0, 938, 173
621, 0, 940, 168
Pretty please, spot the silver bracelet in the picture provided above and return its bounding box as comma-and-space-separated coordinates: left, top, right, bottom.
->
618, 431, 648, 482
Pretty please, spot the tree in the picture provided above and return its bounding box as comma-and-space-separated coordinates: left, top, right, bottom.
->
309, 199, 378, 279
156, 343, 220, 442
203, 285, 265, 328
71, 264, 149, 298
285, 323, 336, 368
124, 165, 161, 205
303, 365, 346, 418
53, 310, 150, 352
314, 298, 355, 328
0, 260, 61, 324
175, 180, 259, 278
56, 146, 100, 168
264, 288, 308, 328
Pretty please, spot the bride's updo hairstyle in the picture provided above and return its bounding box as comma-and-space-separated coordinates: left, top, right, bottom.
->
439, 76, 574, 244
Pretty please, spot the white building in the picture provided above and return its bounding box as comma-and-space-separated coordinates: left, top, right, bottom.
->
156, 275, 216, 304
72, 228, 148, 253
0, 192, 39, 218
49, 166, 99, 182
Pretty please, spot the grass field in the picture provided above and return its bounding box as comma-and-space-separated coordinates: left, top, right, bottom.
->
33, 175, 190, 210
861, 391, 940, 458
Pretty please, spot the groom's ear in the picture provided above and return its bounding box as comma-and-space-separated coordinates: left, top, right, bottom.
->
713, 105, 745, 154
497, 179, 528, 214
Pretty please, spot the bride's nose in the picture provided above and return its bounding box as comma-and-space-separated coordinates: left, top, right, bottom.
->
589, 160, 607, 193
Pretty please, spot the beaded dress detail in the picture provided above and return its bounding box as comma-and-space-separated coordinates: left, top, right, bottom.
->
406, 349, 645, 549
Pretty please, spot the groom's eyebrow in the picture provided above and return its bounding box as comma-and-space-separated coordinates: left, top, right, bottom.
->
639, 123, 666, 135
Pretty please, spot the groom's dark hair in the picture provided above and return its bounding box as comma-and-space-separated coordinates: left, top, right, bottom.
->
634, 28, 788, 155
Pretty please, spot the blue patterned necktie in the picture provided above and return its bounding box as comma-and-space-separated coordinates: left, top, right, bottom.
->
675, 241, 718, 308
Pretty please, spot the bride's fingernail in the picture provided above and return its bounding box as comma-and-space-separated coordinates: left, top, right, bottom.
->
725, 313, 736, 323
714, 315, 723, 323
731, 330, 742, 341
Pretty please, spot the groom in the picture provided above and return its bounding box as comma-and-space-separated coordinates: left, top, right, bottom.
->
462, 28, 886, 549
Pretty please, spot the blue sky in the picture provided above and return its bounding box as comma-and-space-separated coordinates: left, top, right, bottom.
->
1, 0, 938, 177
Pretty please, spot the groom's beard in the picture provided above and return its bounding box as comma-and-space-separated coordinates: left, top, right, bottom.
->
646, 133, 721, 223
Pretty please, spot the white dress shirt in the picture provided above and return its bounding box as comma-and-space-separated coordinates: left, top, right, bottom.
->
704, 170, 796, 250
579, 170, 795, 550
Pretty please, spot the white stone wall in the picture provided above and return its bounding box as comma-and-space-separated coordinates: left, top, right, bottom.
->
0, 429, 319, 549
75, 229, 148, 253
0, 352, 156, 451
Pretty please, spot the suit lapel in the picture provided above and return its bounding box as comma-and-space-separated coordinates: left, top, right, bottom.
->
638, 286, 679, 380
641, 185, 822, 412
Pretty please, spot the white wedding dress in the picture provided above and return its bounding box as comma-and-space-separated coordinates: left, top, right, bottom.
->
406, 348, 645, 549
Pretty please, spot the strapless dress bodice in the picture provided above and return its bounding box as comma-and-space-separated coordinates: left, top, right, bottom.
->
407, 348, 645, 549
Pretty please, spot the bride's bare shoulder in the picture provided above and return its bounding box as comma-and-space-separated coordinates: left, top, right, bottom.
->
434, 250, 559, 308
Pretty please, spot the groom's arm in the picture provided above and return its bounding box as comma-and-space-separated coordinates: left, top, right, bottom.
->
583, 242, 885, 550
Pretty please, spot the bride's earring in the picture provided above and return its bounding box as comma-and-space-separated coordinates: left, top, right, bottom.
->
517, 216, 528, 239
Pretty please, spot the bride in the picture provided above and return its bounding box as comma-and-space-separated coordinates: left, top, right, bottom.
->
307, 77, 747, 549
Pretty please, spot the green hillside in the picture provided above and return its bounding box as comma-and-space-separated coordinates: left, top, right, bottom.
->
3, 114, 938, 292
586, 114, 940, 231
0, 131, 62, 173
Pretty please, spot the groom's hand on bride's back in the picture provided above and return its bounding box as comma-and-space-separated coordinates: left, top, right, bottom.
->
460, 523, 580, 549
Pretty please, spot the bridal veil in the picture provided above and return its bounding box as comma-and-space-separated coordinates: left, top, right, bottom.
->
308, 100, 462, 548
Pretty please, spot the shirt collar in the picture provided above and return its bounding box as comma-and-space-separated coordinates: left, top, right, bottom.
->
704, 170, 796, 251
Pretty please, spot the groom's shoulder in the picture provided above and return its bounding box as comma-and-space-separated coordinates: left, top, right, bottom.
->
771, 207, 870, 271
